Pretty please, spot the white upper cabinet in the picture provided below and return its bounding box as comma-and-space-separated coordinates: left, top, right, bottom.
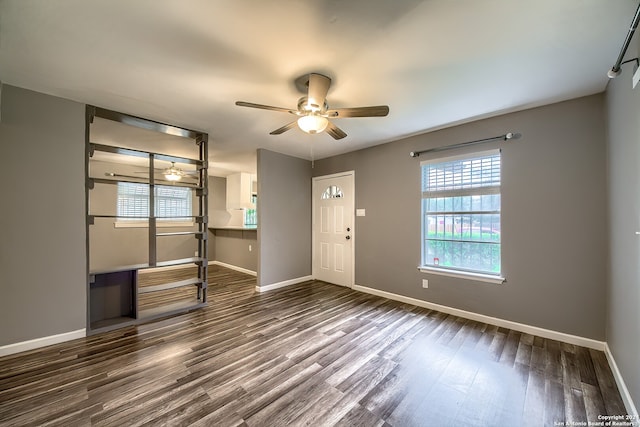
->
226, 172, 255, 210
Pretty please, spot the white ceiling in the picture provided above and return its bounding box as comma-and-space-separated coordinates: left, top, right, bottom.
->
1, 0, 637, 176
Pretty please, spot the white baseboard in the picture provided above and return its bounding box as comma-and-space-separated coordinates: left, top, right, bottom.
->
211, 261, 257, 276
604, 343, 639, 418
352, 284, 605, 351
0, 329, 86, 357
257, 275, 313, 292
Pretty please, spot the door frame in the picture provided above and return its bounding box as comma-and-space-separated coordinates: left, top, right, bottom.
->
312, 170, 356, 288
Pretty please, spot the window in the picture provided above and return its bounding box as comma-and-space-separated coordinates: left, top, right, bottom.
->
421, 149, 501, 277
116, 182, 192, 225
321, 185, 344, 199
244, 208, 257, 226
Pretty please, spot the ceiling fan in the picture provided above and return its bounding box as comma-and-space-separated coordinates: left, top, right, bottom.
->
162, 162, 192, 181
123, 162, 199, 182
235, 73, 389, 140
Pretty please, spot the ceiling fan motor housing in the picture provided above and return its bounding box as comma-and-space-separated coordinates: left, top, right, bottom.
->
297, 96, 328, 114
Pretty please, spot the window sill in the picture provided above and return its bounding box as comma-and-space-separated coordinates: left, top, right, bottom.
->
114, 221, 195, 229
418, 266, 505, 284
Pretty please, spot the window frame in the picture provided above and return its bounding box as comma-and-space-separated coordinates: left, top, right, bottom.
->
419, 149, 505, 284
114, 182, 194, 228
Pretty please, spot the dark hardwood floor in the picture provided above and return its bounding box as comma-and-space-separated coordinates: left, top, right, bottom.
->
0, 265, 628, 426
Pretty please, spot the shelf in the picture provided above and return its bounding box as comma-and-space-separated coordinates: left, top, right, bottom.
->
138, 278, 204, 294
87, 105, 209, 335
156, 257, 206, 267
156, 231, 205, 237
138, 301, 206, 321
93, 107, 202, 140
90, 143, 203, 166
90, 264, 150, 276
89, 215, 206, 222
89, 177, 202, 190
89, 316, 137, 334
90, 258, 205, 275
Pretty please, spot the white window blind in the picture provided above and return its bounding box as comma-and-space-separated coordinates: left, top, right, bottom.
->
117, 182, 192, 221
421, 149, 501, 276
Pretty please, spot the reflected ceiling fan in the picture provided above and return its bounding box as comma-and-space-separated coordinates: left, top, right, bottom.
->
235, 73, 389, 140
112, 162, 199, 182
160, 162, 196, 181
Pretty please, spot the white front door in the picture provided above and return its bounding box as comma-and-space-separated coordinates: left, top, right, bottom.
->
312, 172, 354, 287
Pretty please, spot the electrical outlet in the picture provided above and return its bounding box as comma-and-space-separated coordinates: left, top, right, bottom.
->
422, 279, 429, 289
194, 251, 199, 257
249, 244, 252, 252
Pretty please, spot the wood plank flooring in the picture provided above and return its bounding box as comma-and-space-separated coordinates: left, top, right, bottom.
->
0, 265, 628, 426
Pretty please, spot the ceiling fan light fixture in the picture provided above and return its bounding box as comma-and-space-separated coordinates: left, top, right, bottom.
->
164, 171, 182, 181
164, 162, 183, 181
297, 114, 328, 134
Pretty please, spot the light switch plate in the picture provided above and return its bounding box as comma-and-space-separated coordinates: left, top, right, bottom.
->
633, 65, 640, 89
356, 209, 366, 217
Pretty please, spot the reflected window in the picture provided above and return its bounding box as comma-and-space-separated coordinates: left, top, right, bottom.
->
117, 182, 192, 221
321, 185, 344, 199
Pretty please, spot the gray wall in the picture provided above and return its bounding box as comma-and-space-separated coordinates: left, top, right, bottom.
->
605, 37, 640, 410
257, 149, 311, 287
313, 94, 607, 340
211, 229, 257, 272
0, 85, 86, 345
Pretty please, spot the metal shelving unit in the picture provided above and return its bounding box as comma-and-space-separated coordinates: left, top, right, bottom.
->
85, 106, 209, 335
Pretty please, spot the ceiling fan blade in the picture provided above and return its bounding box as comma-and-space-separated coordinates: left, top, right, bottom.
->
307, 73, 331, 110
325, 121, 347, 140
270, 121, 297, 135
326, 105, 389, 118
235, 101, 295, 114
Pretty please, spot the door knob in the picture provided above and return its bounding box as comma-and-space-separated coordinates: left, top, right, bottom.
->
346, 235, 351, 240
